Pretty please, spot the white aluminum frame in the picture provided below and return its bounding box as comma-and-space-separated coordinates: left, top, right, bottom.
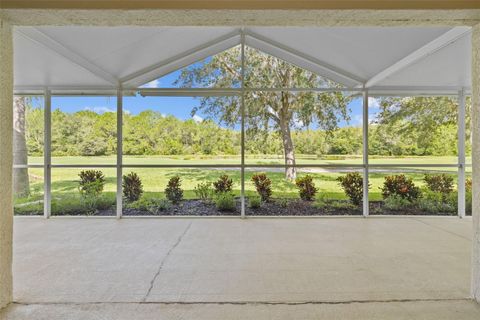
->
116, 88, 123, 219
458, 89, 467, 218
12, 35, 471, 219
362, 90, 369, 217
43, 88, 51, 218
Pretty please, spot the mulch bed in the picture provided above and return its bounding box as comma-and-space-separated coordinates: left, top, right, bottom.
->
15, 199, 459, 216
121, 198, 364, 216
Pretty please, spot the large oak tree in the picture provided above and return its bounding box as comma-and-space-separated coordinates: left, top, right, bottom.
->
175, 46, 351, 180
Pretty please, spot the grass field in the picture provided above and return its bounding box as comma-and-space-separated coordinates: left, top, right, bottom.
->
16, 155, 469, 214
26, 155, 471, 168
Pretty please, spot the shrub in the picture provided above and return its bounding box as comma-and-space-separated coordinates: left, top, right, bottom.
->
423, 174, 454, 197
122, 172, 143, 202
251, 173, 272, 202
147, 199, 170, 215
249, 196, 261, 209
295, 175, 318, 201
337, 172, 364, 206
313, 199, 328, 209
194, 182, 213, 202
165, 176, 183, 204
78, 170, 105, 197
214, 192, 236, 211
381, 175, 420, 201
329, 201, 357, 210
278, 198, 289, 208
415, 191, 456, 214
129, 197, 170, 214
213, 175, 233, 193
383, 195, 411, 211
78, 170, 106, 214
50, 194, 115, 216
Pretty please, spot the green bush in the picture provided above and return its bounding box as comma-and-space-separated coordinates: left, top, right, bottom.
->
78, 170, 105, 197
122, 172, 143, 202
278, 198, 289, 208
78, 170, 106, 214
248, 196, 261, 209
213, 175, 233, 193
383, 195, 412, 211
128, 197, 170, 214
214, 192, 236, 211
415, 191, 456, 214
295, 175, 318, 201
51, 194, 115, 216
147, 199, 170, 214
381, 175, 421, 202
251, 173, 272, 202
194, 182, 213, 202
423, 174, 454, 198
337, 172, 364, 206
165, 176, 183, 204
329, 201, 357, 210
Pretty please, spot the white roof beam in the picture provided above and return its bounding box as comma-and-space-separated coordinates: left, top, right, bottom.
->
244, 30, 364, 87
368, 85, 471, 97
364, 27, 471, 88
121, 30, 241, 88
16, 27, 119, 86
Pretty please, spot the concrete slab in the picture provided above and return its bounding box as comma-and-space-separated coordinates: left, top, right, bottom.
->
4, 216, 477, 318
11, 217, 472, 303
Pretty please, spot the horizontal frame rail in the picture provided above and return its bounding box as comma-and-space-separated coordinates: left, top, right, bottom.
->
14, 163, 463, 169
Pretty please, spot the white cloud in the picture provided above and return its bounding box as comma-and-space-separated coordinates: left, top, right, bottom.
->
369, 112, 380, 124
142, 79, 160, 88
192, 114, 203, 123
351, 114, 363, 126
84, 106, 115, 114
368, 97, 380, 110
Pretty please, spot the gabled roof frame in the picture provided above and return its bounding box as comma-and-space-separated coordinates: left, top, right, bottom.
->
16, 27, 119, 86
12, 27, 472, 96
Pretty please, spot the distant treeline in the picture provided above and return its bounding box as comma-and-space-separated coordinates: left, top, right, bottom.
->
25, 108, 462, 157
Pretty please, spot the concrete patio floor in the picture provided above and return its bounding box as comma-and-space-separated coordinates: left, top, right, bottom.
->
2, 216, 480, 319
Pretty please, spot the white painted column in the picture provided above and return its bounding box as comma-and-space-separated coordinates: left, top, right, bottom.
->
44, 89, 51, 218
116, 88, 123, 218
362, 90, 369, 217
0, 18, 14, 309
471, 24, 480, 303
458, 89, 466, 219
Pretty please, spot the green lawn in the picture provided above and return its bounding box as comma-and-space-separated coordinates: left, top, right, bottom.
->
27, 154, 469, 168
16, 155, 468, 213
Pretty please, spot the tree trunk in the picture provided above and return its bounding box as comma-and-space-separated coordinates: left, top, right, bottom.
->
279, 117, 297, 181
13, 96, 29, 197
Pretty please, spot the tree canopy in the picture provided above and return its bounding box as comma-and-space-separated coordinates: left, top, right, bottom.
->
175, 46, 352, 179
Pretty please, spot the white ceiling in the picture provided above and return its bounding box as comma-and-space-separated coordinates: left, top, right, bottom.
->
13, 26, 472, 94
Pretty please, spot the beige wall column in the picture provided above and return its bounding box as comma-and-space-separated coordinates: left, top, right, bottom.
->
472, 23, 480, 303
0, 18, 14, 310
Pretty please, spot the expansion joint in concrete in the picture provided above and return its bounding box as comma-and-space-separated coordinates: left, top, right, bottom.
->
11, 298, 472, 307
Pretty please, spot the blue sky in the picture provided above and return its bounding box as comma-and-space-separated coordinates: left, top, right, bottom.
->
49, 68, 379, 129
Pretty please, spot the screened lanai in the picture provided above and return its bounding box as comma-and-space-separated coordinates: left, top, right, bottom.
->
13, 26, 472, 218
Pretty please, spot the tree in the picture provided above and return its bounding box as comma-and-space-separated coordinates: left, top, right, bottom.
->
13, 96, 30, 196
175, 46, 351, 180
372, 96, 470, 156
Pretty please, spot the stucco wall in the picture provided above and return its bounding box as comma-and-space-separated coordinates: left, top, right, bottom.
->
0, 18, 13, 310
472, 24, 480, 303
1, 9, 480, 27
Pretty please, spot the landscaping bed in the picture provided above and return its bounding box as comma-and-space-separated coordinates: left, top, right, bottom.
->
14, 170, 471, 217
